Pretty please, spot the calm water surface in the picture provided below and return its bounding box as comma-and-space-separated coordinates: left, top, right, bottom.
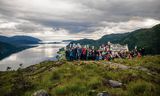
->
0, 43, 68, 71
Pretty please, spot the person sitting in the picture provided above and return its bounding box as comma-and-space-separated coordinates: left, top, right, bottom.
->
96, 54, 99, 61
137, 52, 142, 58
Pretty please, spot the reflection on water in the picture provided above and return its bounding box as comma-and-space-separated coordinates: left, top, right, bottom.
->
0, 43, 67, 71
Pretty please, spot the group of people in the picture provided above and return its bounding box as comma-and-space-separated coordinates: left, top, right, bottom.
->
65, 43, 145, 61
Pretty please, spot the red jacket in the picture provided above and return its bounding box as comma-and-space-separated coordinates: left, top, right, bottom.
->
82, 48, 87, 55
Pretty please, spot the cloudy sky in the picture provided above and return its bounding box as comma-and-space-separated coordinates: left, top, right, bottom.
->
0, 0, 160, 41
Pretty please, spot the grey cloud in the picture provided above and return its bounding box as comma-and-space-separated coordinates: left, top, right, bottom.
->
0, 0, 160, 39
15, 22, 44, 33
31, 20, 92, 33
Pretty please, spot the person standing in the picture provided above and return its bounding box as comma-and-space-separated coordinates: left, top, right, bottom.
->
82, 46, 87, 60
69, 48, 74, 61
77, 47, 82, 60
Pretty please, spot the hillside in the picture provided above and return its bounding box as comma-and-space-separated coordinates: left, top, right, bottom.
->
0, 41, 16, 60
69, 33, 130, 48
0, 41, 15, 54
69, 24, 160, 54
0, 41, 33, 60
69, 38, 96, 46
0, 35, 41, 60
121, 24, 160, 54
0, 55, 160, 96
97, 33, 130, 46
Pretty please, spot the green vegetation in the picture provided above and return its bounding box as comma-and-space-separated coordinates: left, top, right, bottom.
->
56, 48, 66, 60
0, 55, 160, 96
70, 24, 160, 54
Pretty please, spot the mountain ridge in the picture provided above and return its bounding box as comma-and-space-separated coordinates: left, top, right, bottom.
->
0, 35, 41, 45
69, 24, 160, 54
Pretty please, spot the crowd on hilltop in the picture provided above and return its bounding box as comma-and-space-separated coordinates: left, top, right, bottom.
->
65, 43, 145, 61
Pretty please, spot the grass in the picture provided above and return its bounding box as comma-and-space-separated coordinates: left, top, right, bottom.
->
127, 80, 157, 96
0, 55, 160, 96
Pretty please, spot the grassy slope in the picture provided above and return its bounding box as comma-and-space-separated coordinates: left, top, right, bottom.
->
0, 56, 160, 96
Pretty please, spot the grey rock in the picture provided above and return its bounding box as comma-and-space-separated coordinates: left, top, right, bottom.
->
139, 67, 149, 72
104, 62, 129, 70
133, 66, 149, 72
97, 91, 109, 96
132, 66, 139, 70
32, 90, 49, 96
147, 72, 152, 75
151, 71, 158, 75
108, 80, 122, 88
116, 63, 129, 70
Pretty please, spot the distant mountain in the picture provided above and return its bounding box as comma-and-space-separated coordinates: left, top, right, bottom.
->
0, 35, 9, 43
0, 35, 41, 60
0, 35, 41, 45
62, 40, 74, 42
97, 33, 129, 46
69, 38, 96, 46
69, 24, 160, 55
0, 41, 34, 60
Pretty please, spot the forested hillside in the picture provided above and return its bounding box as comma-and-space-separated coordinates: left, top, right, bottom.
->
70, 24, 160, 54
